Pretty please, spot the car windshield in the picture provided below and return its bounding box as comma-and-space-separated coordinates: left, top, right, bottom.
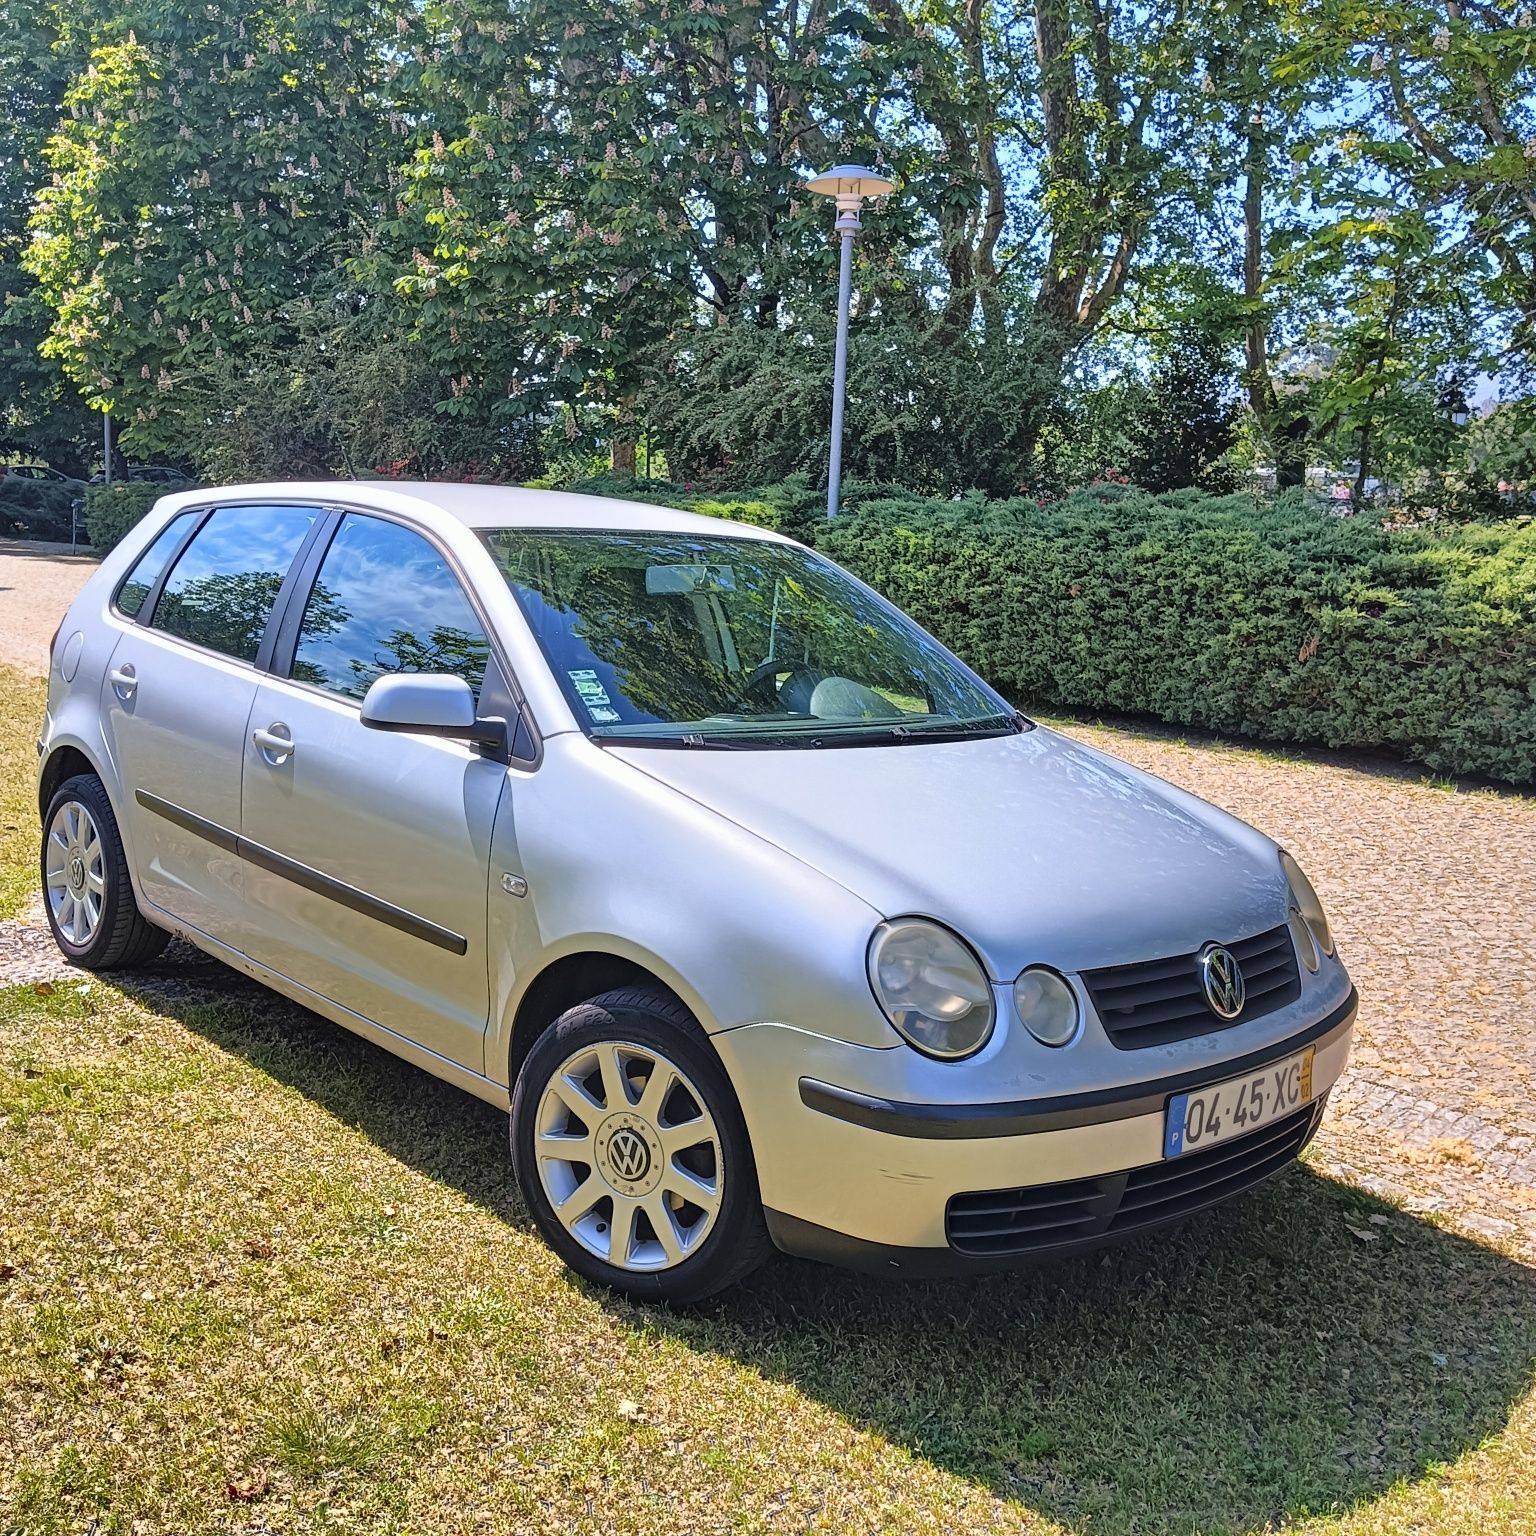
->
481, 528, 1019, 747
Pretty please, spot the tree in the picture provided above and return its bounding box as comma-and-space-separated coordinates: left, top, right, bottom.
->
0, 2, 96, 472
26, 0, 400, 451
1123, 326, 1243, 490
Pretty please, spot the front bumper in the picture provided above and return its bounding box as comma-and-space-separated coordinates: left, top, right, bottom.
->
715, 989, 1356, 1273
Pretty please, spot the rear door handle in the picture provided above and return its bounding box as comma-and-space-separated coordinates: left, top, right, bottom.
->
108, 663, 137, 701
252, 724, 294, 764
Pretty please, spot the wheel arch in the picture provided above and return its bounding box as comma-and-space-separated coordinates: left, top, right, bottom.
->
39, 740, 111, 819
504, 949, 702, 1094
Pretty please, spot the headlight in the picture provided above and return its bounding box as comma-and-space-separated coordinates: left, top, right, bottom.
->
1012, 967, 1080, 1046
867, 919, 995, 1059
1280, 849, 1334, 962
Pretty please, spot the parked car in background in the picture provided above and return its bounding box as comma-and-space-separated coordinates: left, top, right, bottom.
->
88, 464, 192, 485
0, 462, 86, 543
1, 461, 84, 487
36, 482, 1356, 1302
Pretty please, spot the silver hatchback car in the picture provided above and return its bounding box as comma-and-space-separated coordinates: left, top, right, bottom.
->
38, 482, 1356, 1301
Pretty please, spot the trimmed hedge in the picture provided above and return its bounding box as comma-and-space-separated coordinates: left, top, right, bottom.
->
0, 477, 82, 542
580, 478, 1536, 785
84, 483, 170, 553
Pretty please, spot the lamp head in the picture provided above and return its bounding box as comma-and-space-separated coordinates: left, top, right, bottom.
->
805, 164, 896, 217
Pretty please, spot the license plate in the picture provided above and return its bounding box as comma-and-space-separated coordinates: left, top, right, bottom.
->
1164, 1046, 1315, 1159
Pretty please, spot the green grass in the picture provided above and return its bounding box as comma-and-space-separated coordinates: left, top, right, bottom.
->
1, 665, 1534, 1534
0, 668, 45, 918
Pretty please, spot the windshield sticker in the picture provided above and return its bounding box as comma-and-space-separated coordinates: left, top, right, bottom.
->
588, 705, 621, 724
568, 669, 612, 707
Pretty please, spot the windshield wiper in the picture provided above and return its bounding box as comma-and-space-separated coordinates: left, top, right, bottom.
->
592, 712, 1028, 750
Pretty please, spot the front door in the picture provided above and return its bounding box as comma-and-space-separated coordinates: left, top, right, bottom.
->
237, 511, 507, 1071
102, 503, 322, 943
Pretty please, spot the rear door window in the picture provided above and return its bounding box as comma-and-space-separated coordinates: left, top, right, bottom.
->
151, 504, 318, 662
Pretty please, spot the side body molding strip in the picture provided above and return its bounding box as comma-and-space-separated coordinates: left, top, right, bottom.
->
134, 790, 468, 956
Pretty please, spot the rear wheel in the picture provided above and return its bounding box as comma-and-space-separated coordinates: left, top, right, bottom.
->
511, 986, 772, 1303
41, 774, 169, 970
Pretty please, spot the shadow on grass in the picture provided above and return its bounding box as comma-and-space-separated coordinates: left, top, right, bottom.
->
120, 953, 1536, 1536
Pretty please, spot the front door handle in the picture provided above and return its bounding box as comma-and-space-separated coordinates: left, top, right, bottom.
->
252, 723, 294, 764
108, 663, 137, 701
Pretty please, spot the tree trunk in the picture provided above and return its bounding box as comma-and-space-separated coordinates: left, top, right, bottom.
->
1241, 101, 1310, 490
609, 436, 636, 477
1353, 425, 1371, 508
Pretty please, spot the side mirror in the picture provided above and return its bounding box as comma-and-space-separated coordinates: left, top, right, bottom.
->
360, 673, 507, 756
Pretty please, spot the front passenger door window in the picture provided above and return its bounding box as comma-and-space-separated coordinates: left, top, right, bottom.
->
291, 513, 490, 699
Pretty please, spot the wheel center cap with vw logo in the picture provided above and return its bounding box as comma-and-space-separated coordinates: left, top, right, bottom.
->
68, 855, 85, 892
1199, 943, 1246, 1020
595, 1112, 664, 1197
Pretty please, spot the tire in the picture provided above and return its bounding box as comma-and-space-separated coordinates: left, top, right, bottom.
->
511, 985, 772, 1304
41, 774, 170, 970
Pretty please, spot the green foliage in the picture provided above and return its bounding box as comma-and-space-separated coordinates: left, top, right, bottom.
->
819, 489, 1536, 783
1123, 329, 1244, 493
0, 3, 97, 476
186, 312, 546, 484
84, 482, 168, 552
644, 315, 1061, 495
24, 0, 399, 449
5, 0, 1533, 497
0, 476, 80, 541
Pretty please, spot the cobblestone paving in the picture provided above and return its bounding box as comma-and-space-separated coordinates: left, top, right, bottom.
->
1059, 719, 1536, 1260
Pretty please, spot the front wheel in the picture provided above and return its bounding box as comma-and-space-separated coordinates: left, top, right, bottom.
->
511, 986, 772, 1303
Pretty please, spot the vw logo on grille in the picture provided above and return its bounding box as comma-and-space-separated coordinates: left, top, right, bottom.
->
607, 1127, 652, 1182
1199, 943, 1246, 1019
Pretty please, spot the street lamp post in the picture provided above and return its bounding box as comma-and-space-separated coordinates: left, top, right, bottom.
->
806, 164, 895, 520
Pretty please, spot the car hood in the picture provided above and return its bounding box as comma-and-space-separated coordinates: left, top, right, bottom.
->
609, 726, 1290, 979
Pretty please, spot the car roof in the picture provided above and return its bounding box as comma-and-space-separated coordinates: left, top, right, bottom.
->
153, 480, 794, 544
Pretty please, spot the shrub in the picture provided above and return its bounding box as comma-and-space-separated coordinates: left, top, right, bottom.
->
84, 483, 170, 552
1121, 328, 1244, 494
817, 488, 1536, 785
576, 476, 1536, 785
0, 477, 80, 541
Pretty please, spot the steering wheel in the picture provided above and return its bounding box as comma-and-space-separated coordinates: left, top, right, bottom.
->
740, 658, 823, 711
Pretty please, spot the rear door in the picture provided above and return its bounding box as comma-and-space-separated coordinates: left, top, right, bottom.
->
102, 502, 324, 944
237, 510, 510, 1071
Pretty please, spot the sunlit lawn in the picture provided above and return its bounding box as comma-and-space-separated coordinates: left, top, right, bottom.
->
2, 664, 1533, 1534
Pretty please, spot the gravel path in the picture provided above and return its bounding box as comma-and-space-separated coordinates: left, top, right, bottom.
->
0, 537, 97, 677
3, 540, 1533, 1261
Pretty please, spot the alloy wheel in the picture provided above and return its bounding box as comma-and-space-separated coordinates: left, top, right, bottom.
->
534, 1041, 723, 1272
44, 799, 106, 948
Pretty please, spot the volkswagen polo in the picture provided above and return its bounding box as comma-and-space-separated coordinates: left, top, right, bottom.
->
37, 482, 1356, 1301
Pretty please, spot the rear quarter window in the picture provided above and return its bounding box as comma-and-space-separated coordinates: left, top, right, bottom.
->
115, 512, 198, 619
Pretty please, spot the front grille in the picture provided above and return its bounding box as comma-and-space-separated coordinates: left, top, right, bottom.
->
1082, 924, 1302, 1049
945, 1099, 1322, 1257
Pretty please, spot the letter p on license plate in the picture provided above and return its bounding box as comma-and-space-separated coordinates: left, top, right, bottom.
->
1164, 1046, 1315, 1159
